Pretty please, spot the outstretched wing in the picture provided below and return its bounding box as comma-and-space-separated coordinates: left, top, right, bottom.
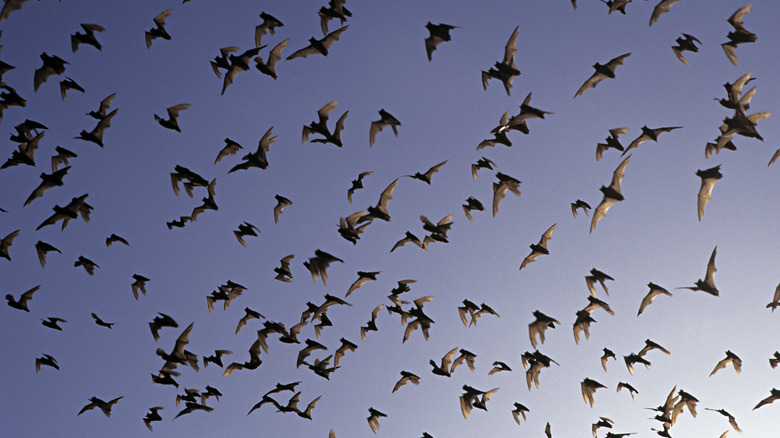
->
590, 197, 618, 233
376, 178, 399, 211
609, 155, 631, 195
649, 0, 680, 27
575, 71, 608, 98
704, 246, 717, 286
321, 25, 349, 51
538, 223, 556, 249
697, 175, 718, 221
502, 26, 520, 68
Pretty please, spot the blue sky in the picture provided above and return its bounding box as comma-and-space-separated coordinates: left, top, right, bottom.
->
2, 1, 780, 437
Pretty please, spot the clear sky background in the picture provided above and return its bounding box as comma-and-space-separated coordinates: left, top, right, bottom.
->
2, 0, 780, 437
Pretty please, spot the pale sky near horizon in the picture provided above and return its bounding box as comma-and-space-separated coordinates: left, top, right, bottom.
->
2, 1, 780, 437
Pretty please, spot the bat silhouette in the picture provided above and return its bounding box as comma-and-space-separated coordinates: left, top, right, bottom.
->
482, 26, 520, 95
591, 155, 631, 233
145, 9, 172, 48
286, 25, 348, 60
425, 22, 457, 61
575, 53, 631, 98
71, 23, 105, 52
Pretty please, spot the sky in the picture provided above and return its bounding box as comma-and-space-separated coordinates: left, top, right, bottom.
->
2, 0, 780, 437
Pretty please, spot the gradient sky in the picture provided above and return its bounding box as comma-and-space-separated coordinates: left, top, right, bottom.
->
2, 0, 780, 437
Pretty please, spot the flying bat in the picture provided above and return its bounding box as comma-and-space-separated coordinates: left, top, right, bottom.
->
519, 224, 556, 271
59, 77, 84, 100
637, 282, 672, 316
678, 246, 719, 296
145, 9, 172, 48
154, 103, 190, 132
86, 93, 117, 120
709, 350, 742, 376
34, 52, 68, 92
131, 274, 150, 300
221, 46, 264, 95
571, 199, 591, 218
106, 233, 129, 247
71, 23, 105, 52
255, 11, 284, 47
492, 172, 521, 216
574, 53, 631, 98
0, 0, 35, 23
41, 316, 66, 330
91, 312, 114, 329
602, 0, 632, 14
286, 25, 348, 60
0, 228, 20, 260
581, 378, 607, 407
75, 108, 117, 147
302, 100, 348, 147
481, 26, 520, 95
767, 283, 780, 312
722, 4, 756, 67
35, 353, 59, 372
233, 222, 260, 246
6, 284, 40, 311
229, 126, 277, 172
319, 0, 351, 35
586, 268, 614, 296
462, 197, 485, 221
471, 157, 496, 181
622, 125, 682, 156
360, 178, 399, 222
369, 109, 400, 146
303, 249, 343, 285
74, 255, 99, 276
273, 195, 292, 224
697, 165, 722, 221
24, 166, 70, 207
78, 396, 123, 417
672, 33, 701, 65
424, 22, 457, 61
596, 127, 629, 161
255, 38, 289, 80
347, 171, 372, 203
405, 160, 447, 184
753, 388, 780, 410
214, 138, 242, 164
591, 155, 631, 233
528, 310, 559, 349
392, 370, 420, 393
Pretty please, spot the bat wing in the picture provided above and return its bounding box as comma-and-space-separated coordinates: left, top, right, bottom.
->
502, 26, 520, 66
590, 197, 618, 233
722, 42, 739, 67
605, 53, 631, 71
424, 160, 447, 180
321, 25, 349, 51
672, 46, 688, 65
727, 4, 751, 29
286, 44, 319, 60
697, 176, 718, 221
167, 103, 191, 119
649, 0, 680, 26
376, 178, 399, 210
704, 246, 717, 286
492, 183, 508, 217
153, 9, 172, 27
539, 223, 556, 248
520, 251, 541, 271
575, 71, 608, 98
265, 39, 288, 76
